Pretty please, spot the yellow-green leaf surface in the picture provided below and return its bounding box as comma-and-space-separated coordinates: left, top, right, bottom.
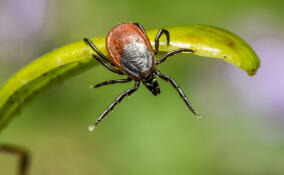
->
0, 24, 260, 131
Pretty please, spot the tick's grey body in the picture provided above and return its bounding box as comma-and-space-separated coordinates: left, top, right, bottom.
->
121, 42, 154, 79
121, 42, 160, 95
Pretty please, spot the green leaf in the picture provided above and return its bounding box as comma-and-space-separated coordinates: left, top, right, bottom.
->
0, 24, 260, 131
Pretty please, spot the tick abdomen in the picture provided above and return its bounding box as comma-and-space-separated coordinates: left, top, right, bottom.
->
121, 42, 154, 79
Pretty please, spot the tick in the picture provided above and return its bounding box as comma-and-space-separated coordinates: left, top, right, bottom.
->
84, 23, 200, 131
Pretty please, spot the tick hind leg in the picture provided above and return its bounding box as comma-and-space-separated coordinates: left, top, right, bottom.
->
92, 54, 123, 75
90, 78, 132, 88
84, 38, 114, 66
154, 29, 170, 55
0, 144, 30, 175
89, 81, 140, 130
156, 48, 194, 65
155, 70, 200, 118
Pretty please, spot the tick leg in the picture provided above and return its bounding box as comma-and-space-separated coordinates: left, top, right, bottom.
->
132, 23, 147, 35
154, 29, 170, 55
0, 144, 30, 175
90, 81, 140, 129
90, 78, 132, 88
84, 38, 115, 66
156, 48, 194, 65
92, 54, 123, 75
155, 70, 200, 118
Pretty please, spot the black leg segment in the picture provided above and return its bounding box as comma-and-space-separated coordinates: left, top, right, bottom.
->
154, 29, 170, 55
156, 48, 194, 65
84, 38, 115, 66
0, 144, 30, 175
90, 78, 132, 88
89, 81, 140, 130
92, 54, 123, 75
155, 70, 200, 117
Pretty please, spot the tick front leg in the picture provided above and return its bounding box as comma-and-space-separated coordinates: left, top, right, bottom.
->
155, 70, 200, 118
89, 81, 140, 131
92, 54, 123, 75
156, 48, 194, 65
90, 78, 132, 88
0, 144, 30, 175
154, 29, 170, 55
84, 38, 115, 66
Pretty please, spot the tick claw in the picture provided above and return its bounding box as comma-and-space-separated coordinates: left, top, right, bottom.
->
195, 114, 202, 119
88, 125, 95, 131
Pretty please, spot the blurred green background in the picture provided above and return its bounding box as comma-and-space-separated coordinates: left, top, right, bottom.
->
1, 0, 284, 174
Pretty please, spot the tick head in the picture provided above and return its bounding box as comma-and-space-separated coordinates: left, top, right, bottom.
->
142, 72, 160, 96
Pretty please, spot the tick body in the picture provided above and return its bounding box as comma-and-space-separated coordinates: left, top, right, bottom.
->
84, 23, 199, 130
106, 23, 155, 80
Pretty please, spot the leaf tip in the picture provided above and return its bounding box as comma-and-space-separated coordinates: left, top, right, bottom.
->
247, 58, 260, 76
